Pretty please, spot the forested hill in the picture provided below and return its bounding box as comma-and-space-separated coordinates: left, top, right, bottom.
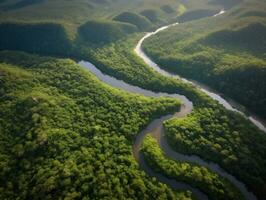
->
0, 0, 231, 37
0, 0, 228, 56
0, 0, 182, 37
143, 0, 266, 119
0, 0, 186, 54
0, 0, 266, 200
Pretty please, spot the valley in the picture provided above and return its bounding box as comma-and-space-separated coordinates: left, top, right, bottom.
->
0, 0, 265, 199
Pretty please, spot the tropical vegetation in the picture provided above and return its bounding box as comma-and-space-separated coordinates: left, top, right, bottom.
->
142, 0, 266, 119
0, 51, 189, 199
141, 135, 244, 200
0, 0, 265, 199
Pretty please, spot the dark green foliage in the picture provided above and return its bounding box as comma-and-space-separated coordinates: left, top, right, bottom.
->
90, 0, 108, 5
0, 0, 182, 36
178, 9, 218, 22
81, 33, 266, 200
80, 34, 210, 107
164, 107, 266, 199
208, 0, 242, 9
142, 2, 266, 119
0, 22, 72, 56
0, 51, 188, 200
202, 23, 266, 54
140, 9, 160, 23
0, 1, 265, 200
161, 5, 175, 14
0, 0, 7, 4
113, 12, 152, 31
5, 0, 44, 11
239, 11, 266, 18
144, 27, 266, 118
78, 20, 138, 44
141, 135, 244, 200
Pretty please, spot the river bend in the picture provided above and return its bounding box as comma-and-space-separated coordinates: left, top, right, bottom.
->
77, 9, 264, 200
79, 60, 256, 200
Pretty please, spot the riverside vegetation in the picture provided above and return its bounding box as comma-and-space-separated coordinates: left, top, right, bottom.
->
79, 28, 266, 200
142, 0, 266, 119
0, 0, 266, 199
0, 51, 190, 199
141, 135, 244, 200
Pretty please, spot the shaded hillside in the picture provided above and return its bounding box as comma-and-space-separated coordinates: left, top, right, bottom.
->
209, 0, 243, 9
113, 12, 152, 31
178, 9, 218, 22
5, 0, 45, 11
140, 9, 160, 23
160, 4, 176, 14
78, 20, 137, 44
142, 0, 266, 120
0, 0, 182, 35
0, 20, 138, 56
0, 23, 72, 55
202, 22, 266, 55
2, 1, 266, 200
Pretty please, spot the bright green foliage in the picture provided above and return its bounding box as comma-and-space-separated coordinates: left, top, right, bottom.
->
78, 32, 266, 199
81, 34, 210, 106
164, 107, 266, 199
0, 51, 188, 199
141, 135, 244, 200
143, 0, 266, 119
0, 1, 265, 200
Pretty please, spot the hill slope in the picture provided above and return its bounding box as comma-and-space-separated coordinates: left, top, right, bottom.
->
143, 0, 266, 119
0, 0, 182, 37
113, 12, 152, 31
1, 0, 266, 199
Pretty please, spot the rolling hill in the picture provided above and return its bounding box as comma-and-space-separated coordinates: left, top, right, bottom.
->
143, 0, 266, 119
1, 0, 266, 199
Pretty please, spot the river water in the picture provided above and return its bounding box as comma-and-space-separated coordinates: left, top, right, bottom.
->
77, 9, 263, 200
134, 20, 266, 133
79, 60, 256, 200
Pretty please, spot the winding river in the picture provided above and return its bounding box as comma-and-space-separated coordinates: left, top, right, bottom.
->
134, 18, 266, 133
78, 10, 264, 200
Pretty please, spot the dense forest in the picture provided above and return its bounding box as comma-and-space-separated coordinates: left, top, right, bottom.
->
141, 135, 244, 200
164, 107, 266, 198
0, 0, 266, 199
0, 51, 188, 199
0, 23, 72, 55
78, 28, 266, 199
142, 0, 266, 119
